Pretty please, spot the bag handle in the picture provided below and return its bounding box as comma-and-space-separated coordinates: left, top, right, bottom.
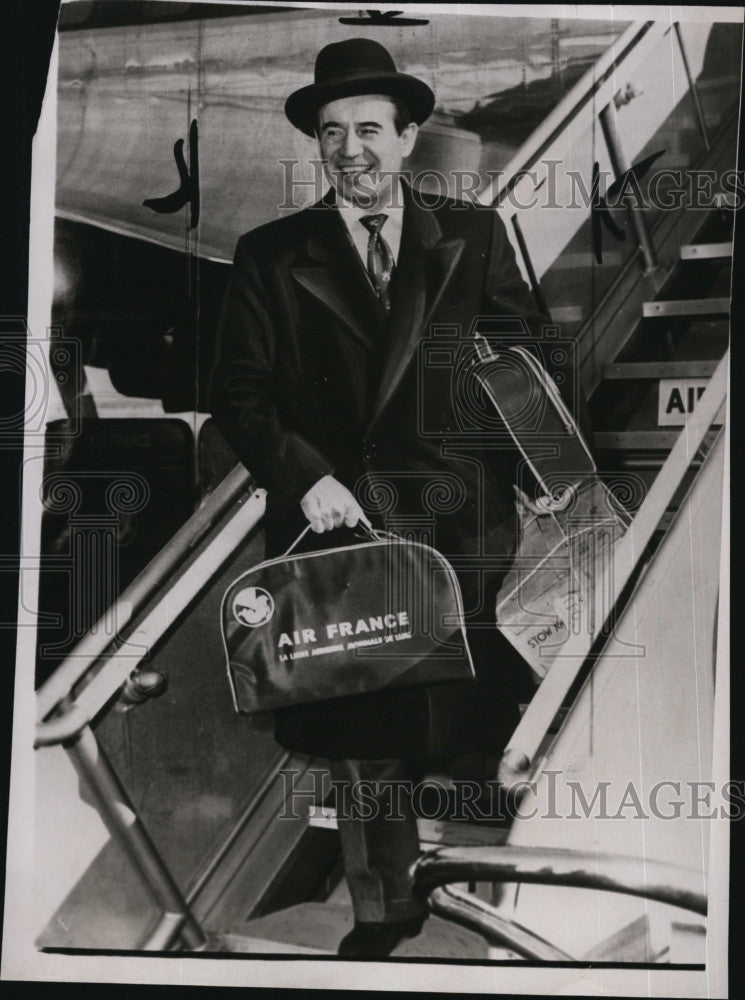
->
471, 332, 594, 512
281, 514, 380, 557
283, 524, 313, 556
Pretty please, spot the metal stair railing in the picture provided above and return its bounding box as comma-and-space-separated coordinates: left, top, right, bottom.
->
33, 463, 264, 951
35, 465, 262, 737
477, 19, 724, 338
411, 845, 707, 959
497, 350, 727, 792
479, 21, 662, 209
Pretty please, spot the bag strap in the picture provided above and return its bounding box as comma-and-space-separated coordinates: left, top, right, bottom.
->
281, 516, 382, 557
283, 524, 313, 556
471, 333, 596, 505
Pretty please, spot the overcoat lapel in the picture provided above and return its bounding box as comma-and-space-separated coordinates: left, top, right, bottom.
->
367, 185, 464, 431
290, 190, 384, 349
289, 184, 465, 430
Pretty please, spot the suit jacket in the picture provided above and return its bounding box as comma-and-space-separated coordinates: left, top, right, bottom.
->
209, 182, 547, 759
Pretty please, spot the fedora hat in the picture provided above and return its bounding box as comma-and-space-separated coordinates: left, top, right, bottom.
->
285, 38, 435, 138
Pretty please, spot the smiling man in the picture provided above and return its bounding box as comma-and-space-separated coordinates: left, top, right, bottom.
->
209, 37, 547, 956
319, 92, 415, 204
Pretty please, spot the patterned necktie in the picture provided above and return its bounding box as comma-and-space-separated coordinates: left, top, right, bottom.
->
360, 213, 395, 315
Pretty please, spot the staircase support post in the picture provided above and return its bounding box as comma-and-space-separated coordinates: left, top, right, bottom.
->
599, 104, 660, 276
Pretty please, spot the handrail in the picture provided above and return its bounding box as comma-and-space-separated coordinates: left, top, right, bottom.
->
36, 461, 254, 724
66, 724, 207, 950
428, 884, 574, 961
477, 20, 664, 206
34, 486, 266, 746
412, 846, 707, 917
498, 351, 728, 791
35, 472, 265, 747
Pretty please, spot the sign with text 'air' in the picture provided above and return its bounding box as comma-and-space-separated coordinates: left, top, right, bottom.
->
658, 379, 710, 426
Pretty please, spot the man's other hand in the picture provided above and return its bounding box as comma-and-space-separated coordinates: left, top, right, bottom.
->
300, 475, 371, 533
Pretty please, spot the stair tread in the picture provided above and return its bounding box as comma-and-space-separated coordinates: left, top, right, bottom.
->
602, 361, 718, 379
594, 427, 721, 449
214, 931, 324, 954
233, 902, 492, 957
308, 807, 509, 846
643, 297, 729, 317
595, 431, 680, 449
680, 241, 733, 260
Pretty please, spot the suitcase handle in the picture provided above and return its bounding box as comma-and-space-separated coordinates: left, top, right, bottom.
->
282, 514, 379, 557
283, 524, 313, 556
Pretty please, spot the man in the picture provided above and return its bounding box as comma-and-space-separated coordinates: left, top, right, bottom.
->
209, 38, 547, 956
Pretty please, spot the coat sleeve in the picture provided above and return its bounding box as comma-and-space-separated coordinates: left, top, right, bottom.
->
208, 235, 334, 505
482, 207, 548, 339
481, 209, 593, 441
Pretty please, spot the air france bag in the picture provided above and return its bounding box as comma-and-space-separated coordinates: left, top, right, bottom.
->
221, 534, 475, 714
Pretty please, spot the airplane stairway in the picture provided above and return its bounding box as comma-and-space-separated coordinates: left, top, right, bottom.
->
32, 16, 735, 961
590, 199, 731, 527
222, 43, 738, 959
199, 80, 737, 968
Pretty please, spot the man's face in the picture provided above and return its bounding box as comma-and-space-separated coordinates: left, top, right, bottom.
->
317, 94, 417, 209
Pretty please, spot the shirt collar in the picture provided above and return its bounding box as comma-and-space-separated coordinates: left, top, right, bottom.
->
336, 180, 404, 227
336, 179, 405, 261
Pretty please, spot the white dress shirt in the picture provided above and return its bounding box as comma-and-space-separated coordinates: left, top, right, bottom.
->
336, 183, 404, 268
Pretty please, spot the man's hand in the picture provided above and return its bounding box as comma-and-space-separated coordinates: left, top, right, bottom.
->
300, 475, 371, 533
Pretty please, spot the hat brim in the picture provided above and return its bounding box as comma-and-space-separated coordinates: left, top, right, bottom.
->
285, 72, 435, 138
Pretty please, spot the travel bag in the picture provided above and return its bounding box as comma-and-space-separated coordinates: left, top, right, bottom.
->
470, 336, 629, 682
221, 527, 475, 714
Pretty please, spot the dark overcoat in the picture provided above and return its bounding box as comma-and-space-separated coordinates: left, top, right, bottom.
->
209, 182, 548, 760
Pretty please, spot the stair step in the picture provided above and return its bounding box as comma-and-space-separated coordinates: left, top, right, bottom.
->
308, 807, 509, 847
602, 361, 718, 380
236, 902, 352, 955
595, 431, 686, 451
680, 242, 733, 260
212, 931, 324, 954
582, 914, 659, 963
594, 426, 722, 451
643, 298, 729, 318
233, 902, 493, 957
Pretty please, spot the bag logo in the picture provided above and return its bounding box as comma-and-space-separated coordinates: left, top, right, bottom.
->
233, 586, 274, 627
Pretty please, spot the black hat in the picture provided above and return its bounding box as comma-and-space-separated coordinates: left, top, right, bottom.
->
285, 38, 435, 138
